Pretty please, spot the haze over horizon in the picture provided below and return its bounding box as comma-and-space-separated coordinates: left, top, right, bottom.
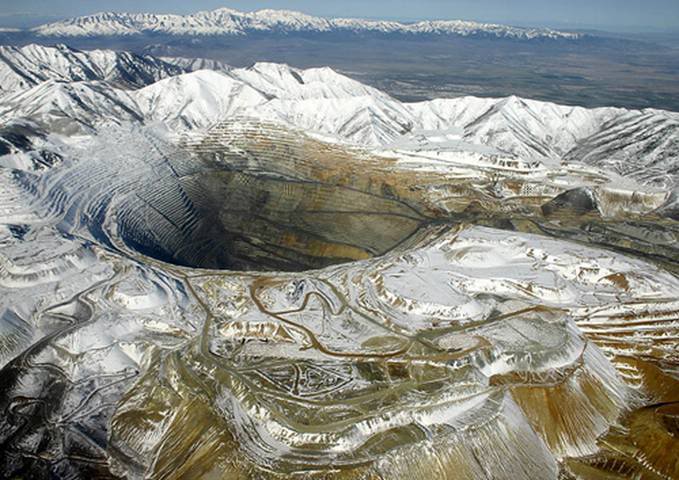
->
0, 0, 678, 32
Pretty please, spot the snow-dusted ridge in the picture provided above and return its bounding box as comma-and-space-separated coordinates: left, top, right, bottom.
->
31, 7, 583, 40
0, 43, 184, 94
1, 44, 677, 189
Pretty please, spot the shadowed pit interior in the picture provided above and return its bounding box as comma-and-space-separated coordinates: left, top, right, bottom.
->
116, 166, 425, 272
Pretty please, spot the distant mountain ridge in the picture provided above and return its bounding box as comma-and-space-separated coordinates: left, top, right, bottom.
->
29, 7, 583, 40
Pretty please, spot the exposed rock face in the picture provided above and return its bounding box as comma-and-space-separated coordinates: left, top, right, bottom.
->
541, 187, 598, 217
0, 50, 678, 479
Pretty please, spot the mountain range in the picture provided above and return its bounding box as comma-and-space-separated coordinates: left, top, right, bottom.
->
27, 8, 582, 40
1, 43, 676, 190
2, 8, 678, 113
0, 43, 184, 94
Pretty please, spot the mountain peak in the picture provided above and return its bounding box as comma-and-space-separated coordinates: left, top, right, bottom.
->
200, 7, 242, 15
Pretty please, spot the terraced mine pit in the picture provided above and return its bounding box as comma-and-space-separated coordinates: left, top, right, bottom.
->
1, 56, 678, 480
117, 167, 425, 272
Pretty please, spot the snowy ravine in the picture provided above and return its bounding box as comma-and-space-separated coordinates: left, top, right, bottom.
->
0, 44, 678, 480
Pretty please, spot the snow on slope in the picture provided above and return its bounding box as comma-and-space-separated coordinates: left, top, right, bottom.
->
229, 63, 415, 144
0, 80, 141, 133
32, 7, 582, 40
407, 96, 624, 165
159, 56, 231, 74
564, 110, 679, 189
232, 63, 388, 100
134, 70, 265, 130
129, 63, 416, 144
246, 96, 414, 146
135, 64, 679, 188
1, 54, 677, 188
0, 44, 184, 96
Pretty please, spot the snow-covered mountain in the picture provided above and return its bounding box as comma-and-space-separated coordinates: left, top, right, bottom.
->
408, 96, 625, 162
31, 8, 582, 40
0, 44, 184, 95
159, 56, 231, 74
563, 110, 679, 188
1, 48, 677, 189
0, 80, 141, 132
135, 70, 265, 130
